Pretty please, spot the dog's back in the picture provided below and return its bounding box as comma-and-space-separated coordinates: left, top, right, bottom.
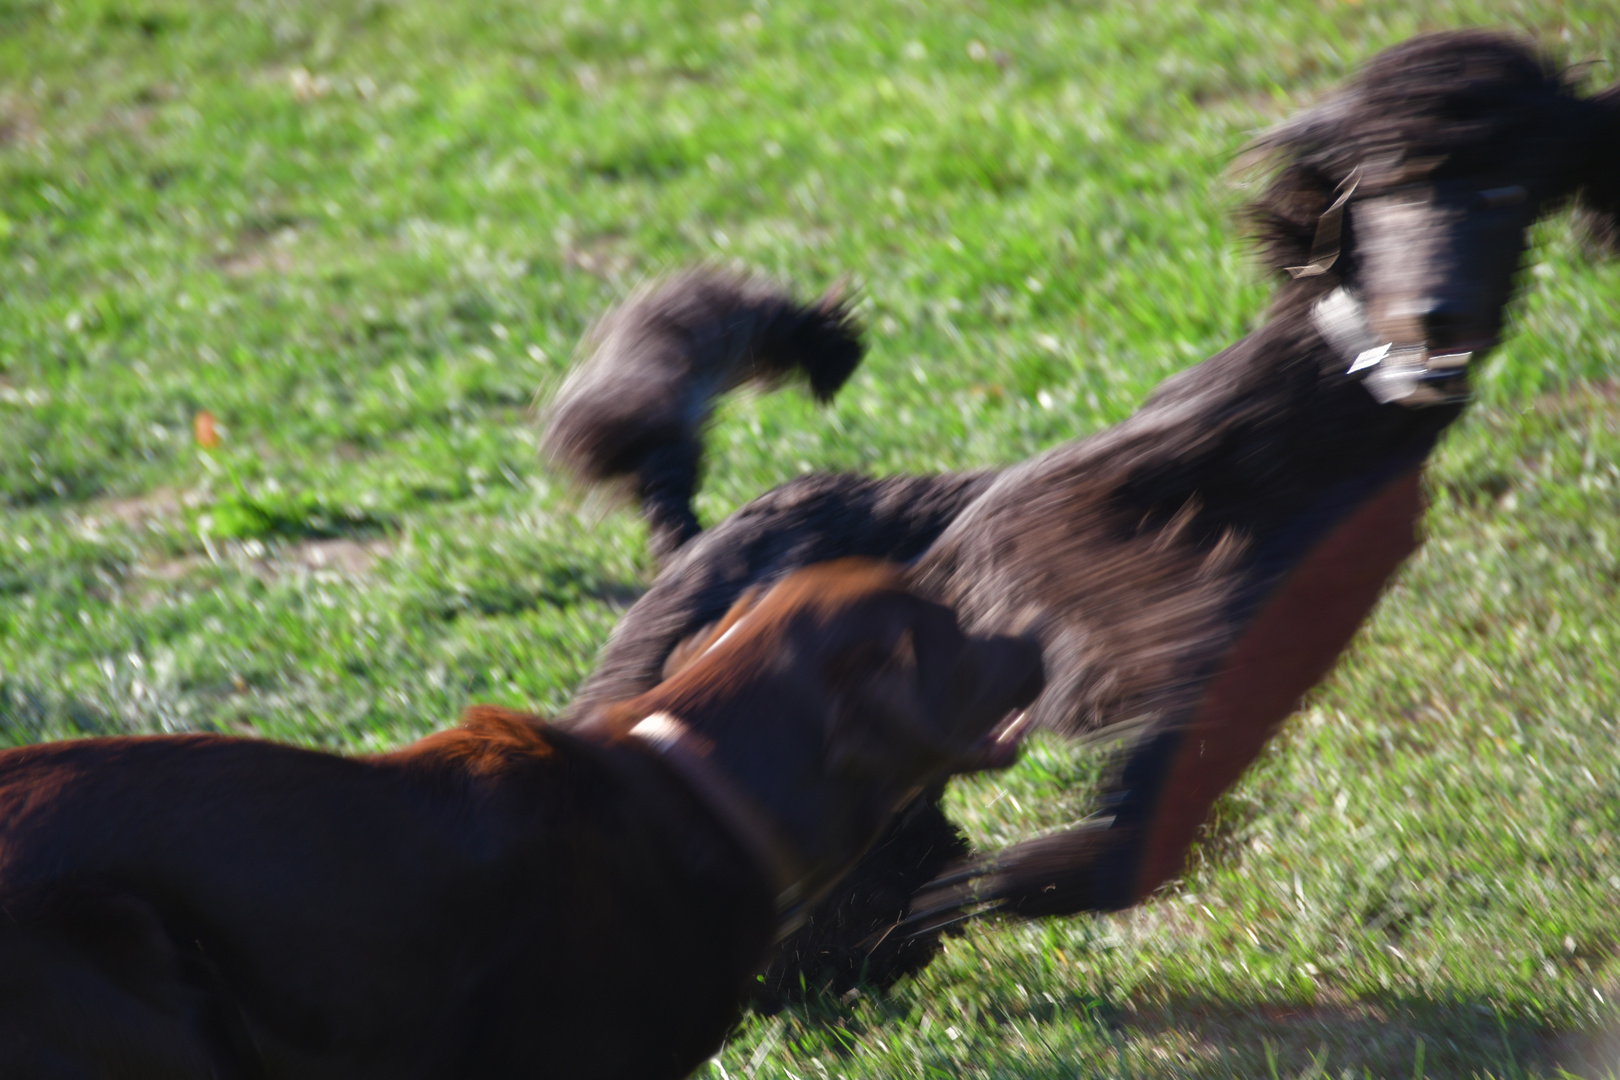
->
0, 726, 772, 1079
0, 736, 480, 1077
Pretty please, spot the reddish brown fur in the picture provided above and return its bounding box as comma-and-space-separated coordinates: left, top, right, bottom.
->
1131, 468, 1424, 897
0, 561, 1040, 1080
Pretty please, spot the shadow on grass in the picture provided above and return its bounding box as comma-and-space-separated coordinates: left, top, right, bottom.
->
402, 562, 645, 622
205, 487, 394, 542
1111, 990, 1546, 1078
778, 977, 1618, 1079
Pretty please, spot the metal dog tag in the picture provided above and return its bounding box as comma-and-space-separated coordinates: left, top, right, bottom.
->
1311, 287, 1472, 407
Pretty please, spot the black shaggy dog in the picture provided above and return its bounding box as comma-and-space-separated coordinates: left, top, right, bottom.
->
543, 31, 1620, 1004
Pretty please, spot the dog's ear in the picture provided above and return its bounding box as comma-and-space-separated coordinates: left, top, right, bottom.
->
822, 626, 928, 778
1575, 83, 1620, 256
827, 620, 1047, 779
661, 585, 767, 680
822, 600, 984, 779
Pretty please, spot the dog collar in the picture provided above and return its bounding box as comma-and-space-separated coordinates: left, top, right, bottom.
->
1311, 286, 1472, 407
626, 712, 813, 939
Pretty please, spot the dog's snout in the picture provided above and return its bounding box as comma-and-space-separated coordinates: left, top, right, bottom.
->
1410, 297, 1473, 350
1386, 294, 1494, 352
1399, 296, 1483, 351
979, 633, 1046, 711
1011, 641, 1046, 709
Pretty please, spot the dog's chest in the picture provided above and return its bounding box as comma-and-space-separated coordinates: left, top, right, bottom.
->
1130, 465, 1427, 895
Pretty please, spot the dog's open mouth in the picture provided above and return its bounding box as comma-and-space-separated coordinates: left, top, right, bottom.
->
965, 708, 1033, 771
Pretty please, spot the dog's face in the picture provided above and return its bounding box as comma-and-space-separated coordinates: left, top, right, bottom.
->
1327, 44, 1591, 362
810, 575, 1044, 784
667, 559, 1043, 784
1348, 172, 1541, 360
644, 559, 1044, 897
1255, 32, 1619, 374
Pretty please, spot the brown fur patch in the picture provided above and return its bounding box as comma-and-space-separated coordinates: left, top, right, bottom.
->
1132, 467, 1424, 898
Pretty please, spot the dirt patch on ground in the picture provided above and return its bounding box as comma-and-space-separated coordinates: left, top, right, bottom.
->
139, 553, 207, 584
563, 233, 636, 281
88, 488, 198, 531
216, 215, 307, 277
0, 92, 38, 145
218, 242, 299, 277
137, 537, 393, 597
276, 537, 392, 576
1532, 376, 1620, 416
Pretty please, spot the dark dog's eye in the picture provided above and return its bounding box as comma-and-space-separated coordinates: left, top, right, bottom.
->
946, 649, 979, 700
1475, 185, 1527, 209
826, 641, 892, 689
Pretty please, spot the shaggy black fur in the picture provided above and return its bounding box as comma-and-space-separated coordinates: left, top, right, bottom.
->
748, 786, 969, 1010
546, 31, 1620, 1002
541, 269, 863, 562
570, 470, 997, 721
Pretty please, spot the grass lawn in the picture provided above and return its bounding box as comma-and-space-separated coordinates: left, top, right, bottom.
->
4, 0, 1620, 1075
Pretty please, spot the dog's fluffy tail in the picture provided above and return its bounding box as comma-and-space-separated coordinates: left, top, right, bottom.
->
541, 268, 864, 562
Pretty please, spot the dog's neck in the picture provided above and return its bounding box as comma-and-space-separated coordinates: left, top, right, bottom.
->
568, 698, 847, 941
620, 711, 815, 934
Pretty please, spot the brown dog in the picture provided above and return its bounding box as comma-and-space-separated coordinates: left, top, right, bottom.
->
0, 559, 1041, 1080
